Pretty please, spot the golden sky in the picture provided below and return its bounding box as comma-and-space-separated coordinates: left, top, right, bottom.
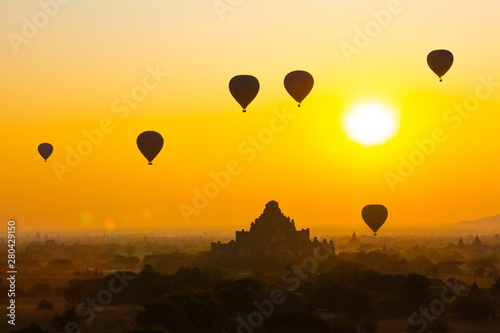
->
2, 1, 500, 233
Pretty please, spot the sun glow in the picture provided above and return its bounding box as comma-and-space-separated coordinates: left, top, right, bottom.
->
341, 102, 400, 147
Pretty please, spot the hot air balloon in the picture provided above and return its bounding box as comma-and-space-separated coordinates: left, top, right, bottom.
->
427, 50, 453, 82
229, 75, 259, 112
362, 204, 388, 236
137, 131, 163, 165
38, 143, 53, 162
284, 70, 314, 107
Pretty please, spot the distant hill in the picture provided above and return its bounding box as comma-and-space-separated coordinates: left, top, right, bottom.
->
455, 214, 500, 232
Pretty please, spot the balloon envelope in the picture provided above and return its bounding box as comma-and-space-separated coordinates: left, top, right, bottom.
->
427, 50, 453, 81
137, 131, 163, 165
284, 70, 314, 106
362, 204, 388, 235
229, 75, 259, 112
38, 143, 53, 162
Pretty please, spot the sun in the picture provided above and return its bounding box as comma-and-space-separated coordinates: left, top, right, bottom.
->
341, 102, 400, 147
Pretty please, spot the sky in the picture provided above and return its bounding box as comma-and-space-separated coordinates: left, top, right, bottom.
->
2, 0, 500, 233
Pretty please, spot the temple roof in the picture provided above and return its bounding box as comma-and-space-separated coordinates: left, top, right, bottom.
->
237, 201, 311, 247
251, 201, 292, 231
347, 231, 361, 248
263, 200, 282, 216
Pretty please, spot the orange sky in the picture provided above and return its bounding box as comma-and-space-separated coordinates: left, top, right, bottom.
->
2, 1, 500, 233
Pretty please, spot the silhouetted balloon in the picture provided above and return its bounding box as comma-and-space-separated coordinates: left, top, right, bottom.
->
284, 70, 314, 107
229, 75, 259, 112
137, 131, 163, 165
427, 50, 453, 82
362, 204, 388, 236
38, 143, 53, 162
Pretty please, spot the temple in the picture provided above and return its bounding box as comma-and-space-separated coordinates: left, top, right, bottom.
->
471, 235, 483, 247
347, 231, 361, 249
211, 200, 334, 263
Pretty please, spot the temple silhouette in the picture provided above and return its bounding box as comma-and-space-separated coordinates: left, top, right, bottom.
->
457, 235, 485, 247
347, 231, 361, 249
211, 200, 334, 263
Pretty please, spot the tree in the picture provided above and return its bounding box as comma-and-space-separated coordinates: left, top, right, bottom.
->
52, 308, 84, 332
0, 284, 9, 297
428, 317, 449, 332
235, 277, 261, 292
409, 317, 448, 332
36, 299, 54, 313
125, 244, 137, 256
142, 264, 155, 273
47, 258, 74, 271
329, 321, 358, 333
487, 268, 499, 279
469, 300, 490, 321
132, 324, 172, 333
401, 274, 430, 304
214, 283, 256, 314
474, 266, 486, 278
29, 283, 53, 296
468, 257, 498, 270
63, 280, 101, 306
11, 324, 49, 333
264, 312, 330, 333
359, 319, 378, 333
309, 285, 373, 322
136, 289, 227, 333
437, 261, 463, 275
490, 277, 500, 300
136, 300, 187, 332
112, 254, 128, 266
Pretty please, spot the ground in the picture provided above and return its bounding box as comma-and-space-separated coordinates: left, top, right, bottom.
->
0, 296, 142, 333
1, 296, 500, 332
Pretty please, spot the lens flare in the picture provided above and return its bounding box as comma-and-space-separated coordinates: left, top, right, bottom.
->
104, 218, 116, 231
80, 211, 94, 226
341, 102, 400, 147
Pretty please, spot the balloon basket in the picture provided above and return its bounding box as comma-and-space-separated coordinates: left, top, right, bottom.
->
148, 162, 152, 165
